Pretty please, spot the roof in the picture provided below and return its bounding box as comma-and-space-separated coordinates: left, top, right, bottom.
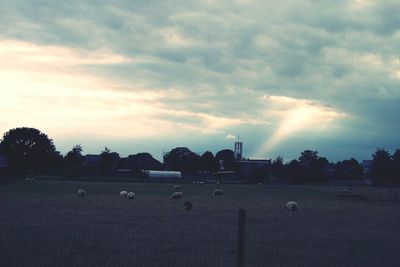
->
84, 154, 101, 166
145, 170, 182, 179
0, 155, 8, 168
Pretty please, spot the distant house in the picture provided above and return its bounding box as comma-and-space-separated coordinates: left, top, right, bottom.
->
361, 160, 373, 184
127, 153, 163, 171
84, 154, 101, 167
0, 155, 8, 168
236, 159, 271, 181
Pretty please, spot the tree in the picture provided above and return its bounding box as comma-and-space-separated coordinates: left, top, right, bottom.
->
297, 150, 328, 182
270, 156, 284, 179
215, 149, 235, 170
163, 147, 201, 174
335, 158, 363, 179
63, 145, 84, 177
0, 127, 59, 175
298, 150, 319, 165
285, 160, 305, 184
392, 149, 400, 185
200, 151, 218, 172
99, 147, 119, 175
371, 149, 392, 185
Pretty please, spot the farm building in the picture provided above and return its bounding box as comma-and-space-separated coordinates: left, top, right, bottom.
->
145, 170, 182, 180
0, 155, 8, 168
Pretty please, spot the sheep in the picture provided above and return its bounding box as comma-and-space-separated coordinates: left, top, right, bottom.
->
25, 177, 34, 182
171, 191, 184, 199
77, 189, 86, 198
181, 201, 192, 211
173, 185, 182, 191
285, 201, 298, 216
127, 192, 135, 200
213, 189, 224, 197
120, 190, 128, 199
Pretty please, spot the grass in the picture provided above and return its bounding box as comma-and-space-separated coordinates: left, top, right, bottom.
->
0, 180, 399, 266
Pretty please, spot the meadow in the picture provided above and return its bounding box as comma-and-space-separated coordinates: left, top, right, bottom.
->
1, 180, 399, 267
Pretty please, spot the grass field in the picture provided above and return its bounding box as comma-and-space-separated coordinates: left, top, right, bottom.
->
1, 180, 399, 267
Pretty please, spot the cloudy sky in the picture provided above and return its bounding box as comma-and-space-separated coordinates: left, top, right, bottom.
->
1, 0, 399, 162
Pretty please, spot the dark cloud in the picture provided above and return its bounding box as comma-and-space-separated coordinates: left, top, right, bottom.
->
1, 0, 399, 161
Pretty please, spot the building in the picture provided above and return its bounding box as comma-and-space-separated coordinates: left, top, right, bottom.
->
234, 141, 243, 161
0, 155, 8, 168
236, 159, 271, 181
145, 170, 182, 180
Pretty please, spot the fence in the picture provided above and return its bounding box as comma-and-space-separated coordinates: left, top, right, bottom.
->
266, 184, 400, 201
1, 212, 399, 267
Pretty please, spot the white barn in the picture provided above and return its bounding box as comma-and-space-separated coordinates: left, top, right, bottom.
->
145, 170, 182, 180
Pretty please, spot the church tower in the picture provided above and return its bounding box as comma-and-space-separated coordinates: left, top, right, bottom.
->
234, 140, 243, 161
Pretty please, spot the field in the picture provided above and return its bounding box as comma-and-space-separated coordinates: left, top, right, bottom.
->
1, 180, 400, 267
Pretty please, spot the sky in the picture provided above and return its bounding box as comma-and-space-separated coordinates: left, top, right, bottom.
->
1, 0, 399, 162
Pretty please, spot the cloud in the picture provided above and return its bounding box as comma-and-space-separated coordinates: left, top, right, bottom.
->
225, 134, 236, 140
1, 0, 400, 161
254, 95, 348, 157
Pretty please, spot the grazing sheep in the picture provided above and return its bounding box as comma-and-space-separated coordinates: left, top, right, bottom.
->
127, 192, 135, 200
257, 182, 262, 186
25, 177, 34, 182
120, 190, 128, 199
77, 189, 86, 198
181, 201, 192, 211
173, 185, 182, 191
171, 191, 184, 199
285, 201, 298, 216
213, 189, 224, 197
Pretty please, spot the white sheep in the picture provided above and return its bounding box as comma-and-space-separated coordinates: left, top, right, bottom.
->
213, 189, 224, 197
171, 191, 184, 199
77, 189, 86, 197
173, 185, 182, 191
25, 177, 34, 182
120, 190, 128, 199
285, 201, 298, 216
127, 192, 135, 200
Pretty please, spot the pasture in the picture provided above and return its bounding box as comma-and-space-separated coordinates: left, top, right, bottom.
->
1, 180, 399, 267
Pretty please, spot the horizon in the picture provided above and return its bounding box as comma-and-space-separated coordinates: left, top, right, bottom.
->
1, 1, 399, 163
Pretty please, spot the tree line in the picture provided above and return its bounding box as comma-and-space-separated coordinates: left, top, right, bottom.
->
0, 127, 399, 186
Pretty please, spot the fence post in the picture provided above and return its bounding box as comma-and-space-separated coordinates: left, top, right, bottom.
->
237, 209, 246, 267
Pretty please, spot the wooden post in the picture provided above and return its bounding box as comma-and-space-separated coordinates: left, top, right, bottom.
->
237, 209, 246, 267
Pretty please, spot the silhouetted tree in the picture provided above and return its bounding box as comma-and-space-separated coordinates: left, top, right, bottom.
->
297, 150, 328, 182
163, 147, 201, 174
371, 149, 392, 185
200, 151, 218, 172
63, 145, 84, 177
270, 156, 284, 179
0, 127, 59, 175
99, 147, 119, 175
335, 158, 363, 179
285, 160, 305, 184
298, 150, 319, 165
215, 149, 235, 170
392, 149, 400, 185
